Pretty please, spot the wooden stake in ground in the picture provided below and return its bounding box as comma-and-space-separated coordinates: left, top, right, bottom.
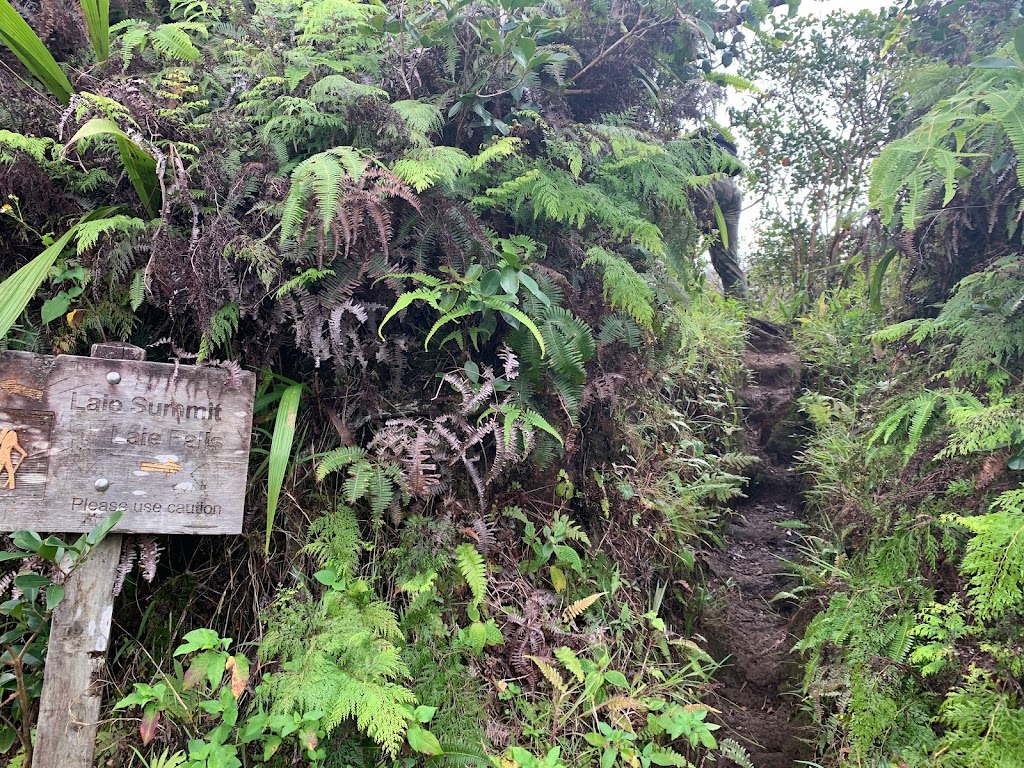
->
33, 342, 143, 768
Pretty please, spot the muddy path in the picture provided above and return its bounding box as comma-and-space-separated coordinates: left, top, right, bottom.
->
701, 321, 810, 768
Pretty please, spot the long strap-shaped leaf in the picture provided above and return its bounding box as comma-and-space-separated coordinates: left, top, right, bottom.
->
265, 383, 303, 555
0, 0, 74, 103
0, 207, 120, 340
64, 118, 160, 215
0, 228, 78, 339
79, 0, 110, 62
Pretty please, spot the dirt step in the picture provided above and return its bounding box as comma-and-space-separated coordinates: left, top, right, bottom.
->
745, 351, 800, 389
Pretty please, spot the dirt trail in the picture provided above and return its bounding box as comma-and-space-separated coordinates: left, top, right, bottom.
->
702, 321, 809, 768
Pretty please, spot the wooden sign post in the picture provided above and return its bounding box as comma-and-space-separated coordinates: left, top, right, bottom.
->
0, 343, 255, 768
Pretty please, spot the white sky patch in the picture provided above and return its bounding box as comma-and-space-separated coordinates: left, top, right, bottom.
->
809, 0, 891, 15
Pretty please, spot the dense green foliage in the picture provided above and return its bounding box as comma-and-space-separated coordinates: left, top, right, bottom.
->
776, 2, 1024, 766
0, 0, 792, 765
9, 0, 1024, 766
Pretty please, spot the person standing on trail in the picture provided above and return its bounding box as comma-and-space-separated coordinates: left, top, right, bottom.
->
703, 133, 748, 300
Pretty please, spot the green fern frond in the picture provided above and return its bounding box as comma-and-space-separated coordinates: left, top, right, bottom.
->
259, 575, 416, 756
392, 100, 444, 147
469, 136, 522, 172
583, 247, 656, 328
74, 215, 146, 254
869, 389, 981, 463
303, 503, 362, 575
343, 460, 374, 505
129, 269, 145, 311
717, 739, 754, 768
553, 646, 584, 682
0, 130, 58, 164
316, 446, 368, 481
197, 302, 239, 361
427, 743, 498, 767
906, 392, 941, 461
957, 488, 1024, 621
283, 147, 367, 242
392, 147, 471, 192
597, 315, 643, 347
308, 73, 386, 103
454, 543, 486, 608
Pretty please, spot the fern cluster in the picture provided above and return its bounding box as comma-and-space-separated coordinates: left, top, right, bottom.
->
258, 580, 416, 755
869, 43, 1024, 230
260, 504, 417, 756
956, 489, 1024, 621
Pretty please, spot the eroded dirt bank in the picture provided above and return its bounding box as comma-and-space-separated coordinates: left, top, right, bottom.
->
702, 321, 810, 768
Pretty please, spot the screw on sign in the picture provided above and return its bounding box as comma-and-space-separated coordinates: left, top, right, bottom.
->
0, 344, 256, 768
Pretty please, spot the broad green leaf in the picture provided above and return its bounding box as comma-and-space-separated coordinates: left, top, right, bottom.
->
0, 725, 16, 753
64, 119, 160, 214
518, 270, 550, 307
603, 669, 628, 687
80, 0, 110, 62
970, 56, 1021, 70
413, 705, 437, 723
479, 269, 502, 296
175, 628, 224, 655
407, 724, 442, 756
239, 712, 268, 743
45, 584, 65, 611
1016, 23, 1024, 63
550, 565, 567, 593
82, 509, 123, 547
14, 573, 51, 591
499, 266, 520, 295
11, 531, 42, 553
265, 383, 302, 555
313, 568, 338, 586
0, 227, 78, 340
116, 136, 160, 216
40, 293, 71, 324
869, 248, 898, 314
0, 0, 74, 103
37, 536, 65, 562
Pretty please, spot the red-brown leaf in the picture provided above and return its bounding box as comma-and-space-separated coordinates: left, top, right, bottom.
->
140, 708, 160, 746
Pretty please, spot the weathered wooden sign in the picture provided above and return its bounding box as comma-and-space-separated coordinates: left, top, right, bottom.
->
0, 350, 255, 534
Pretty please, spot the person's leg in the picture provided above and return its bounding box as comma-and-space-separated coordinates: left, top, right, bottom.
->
709, 179, 747, 299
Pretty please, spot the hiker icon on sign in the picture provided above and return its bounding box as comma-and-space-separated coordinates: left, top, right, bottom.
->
0, 428, 27, 490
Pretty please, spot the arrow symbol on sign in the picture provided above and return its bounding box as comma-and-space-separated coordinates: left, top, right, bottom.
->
139, 460, 183, 475
0, 380, 43, 400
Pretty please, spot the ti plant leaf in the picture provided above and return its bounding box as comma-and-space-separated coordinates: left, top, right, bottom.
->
64, 118, 160, 215
265, 383, 302, 555
0, 0, 74, 103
